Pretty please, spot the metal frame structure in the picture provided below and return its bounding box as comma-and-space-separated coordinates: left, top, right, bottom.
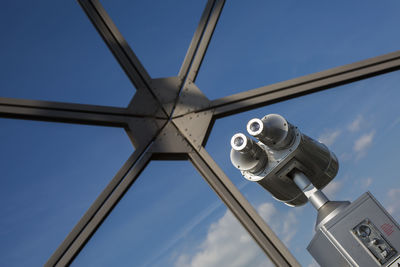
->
1, 1, 400, 266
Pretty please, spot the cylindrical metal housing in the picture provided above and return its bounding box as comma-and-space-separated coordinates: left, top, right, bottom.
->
230, 133, 268, 175
256, 130, 338, 206
247, 114, 295, 149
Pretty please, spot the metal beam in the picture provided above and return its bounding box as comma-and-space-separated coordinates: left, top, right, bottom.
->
46, 147, 153, 267
188, 148, 300, 267
0, 97, 130, 126
171, 0, 225, 119
210, 50, 400, 118
78, 0, 152, 93
178, 0, 225, 84
178, 0, 215, 80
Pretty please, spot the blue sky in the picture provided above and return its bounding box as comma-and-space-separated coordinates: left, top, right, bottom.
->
1, 1, 400, 267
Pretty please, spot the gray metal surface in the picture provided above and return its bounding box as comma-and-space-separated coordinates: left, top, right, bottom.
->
0, 97, 131, 126
316, 201, 350, 230
292, 171, 329, 210
178, 0, 225, 84
308, 192, 400, 267
0, 0, 399, 266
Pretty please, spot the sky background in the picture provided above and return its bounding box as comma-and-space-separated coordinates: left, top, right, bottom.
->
1, 0, 400, 266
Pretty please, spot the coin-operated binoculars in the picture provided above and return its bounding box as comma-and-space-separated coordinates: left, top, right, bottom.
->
230, 114, 400, 267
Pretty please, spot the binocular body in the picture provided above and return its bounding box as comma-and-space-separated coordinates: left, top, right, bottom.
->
230, 114, 338, 206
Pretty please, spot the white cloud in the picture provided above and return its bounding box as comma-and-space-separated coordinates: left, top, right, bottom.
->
352, 177, 373, 191
140, 200, 224, 267
258, 203, 298, 244
338, 152, 352, 162
386, 188, 400, 221
174, 203, 298, 267
362, 177, 373, 188
348, 116, 363, 132
318, 130, 341, 146
322, 180, 343, 199
175, 208, 274, 267
353, 131, 375, 159
388, 117, 400, 131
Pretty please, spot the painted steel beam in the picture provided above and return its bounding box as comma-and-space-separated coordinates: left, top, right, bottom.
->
0, 97, 130, 126
78, 0, 152, 93
210, 50, 400, 118
178, 0, 216, 80
188, 148, 300, 267
178, 0, 225, 84
46, 147, 153, 267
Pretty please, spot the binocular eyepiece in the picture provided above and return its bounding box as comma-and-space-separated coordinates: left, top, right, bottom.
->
247, 114, 295, 149
230, 133, 268, 174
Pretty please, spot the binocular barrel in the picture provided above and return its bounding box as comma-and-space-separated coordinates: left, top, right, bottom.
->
230, 133, 268, 174
247, 114, 294, 149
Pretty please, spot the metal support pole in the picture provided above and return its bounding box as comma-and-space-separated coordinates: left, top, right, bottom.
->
292, 171, 329, 210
